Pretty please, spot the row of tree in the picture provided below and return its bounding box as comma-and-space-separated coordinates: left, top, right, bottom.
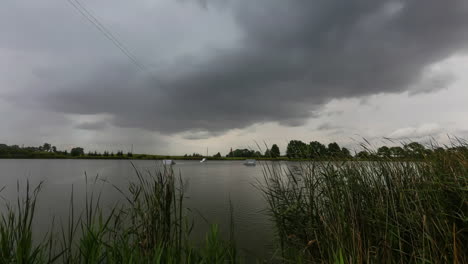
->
183, 152, 223, 158
0, 143, 134, 158
0, 143, 69, 158
223, 140, 468, 160
227, 148, 262, 158
2, 141, 467, 160
86, 150, 133, 157
285, 140, 351, 159
357, 142, 468, 159
223, 141, 350, 159
0, 143, 59, 153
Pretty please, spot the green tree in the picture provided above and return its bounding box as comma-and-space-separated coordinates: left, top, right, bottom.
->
356, 151, 370, 159
226, 148, 233, 157
71, 147, 84, 157
286, 140, 308, 159
341, 147, 351, 158
309, 141, 327, 158
404, 142, 426, 159
213, 152, 222, 158
377, 146, 391, 158
327, 142, 341, 157
270, 144, 280, 158
229, 149, 259, 157
43, 143, 51, 152
389, 146, 405, 158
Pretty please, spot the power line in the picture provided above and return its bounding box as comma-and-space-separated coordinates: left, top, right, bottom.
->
66, 0, 146, 71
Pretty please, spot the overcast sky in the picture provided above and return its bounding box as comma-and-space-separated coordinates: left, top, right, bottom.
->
1, 0, 468, 155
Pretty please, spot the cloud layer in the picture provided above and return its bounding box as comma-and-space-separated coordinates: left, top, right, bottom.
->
3, 0, 468, 137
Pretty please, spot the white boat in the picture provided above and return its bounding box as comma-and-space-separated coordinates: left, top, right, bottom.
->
200, 158, 207, 163
243, 159, 256, 166
162, 160, 175, 165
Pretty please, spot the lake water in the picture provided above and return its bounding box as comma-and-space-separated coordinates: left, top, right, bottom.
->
0, 159, 278, 261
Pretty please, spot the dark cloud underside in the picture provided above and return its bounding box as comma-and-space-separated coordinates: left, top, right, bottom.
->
6, 0, 468, 136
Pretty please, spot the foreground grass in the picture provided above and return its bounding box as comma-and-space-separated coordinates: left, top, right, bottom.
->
0, 167, 238, 263
261, 145, 468, 263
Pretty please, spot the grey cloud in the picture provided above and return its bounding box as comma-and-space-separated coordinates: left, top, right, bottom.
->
324, 110, 344, 117
75, 121, 108, 131
408, 71, 454, 95
179, 130, 225, 140
451, 129, 468, 140
6, 0, 468, 136
388, 123, 443, 139
327, 129, 346, 136
317, 123, 341, 131
182, 134, 212, 140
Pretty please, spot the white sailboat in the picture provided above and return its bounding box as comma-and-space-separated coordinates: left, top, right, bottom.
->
200, 147, 208, 163
162, 160, 175, 165
244, 159, 256, 166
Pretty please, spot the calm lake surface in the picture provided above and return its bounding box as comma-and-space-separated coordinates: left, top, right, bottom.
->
0, 159, 279, 261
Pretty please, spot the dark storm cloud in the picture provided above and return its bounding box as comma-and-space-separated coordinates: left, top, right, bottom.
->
7, 0, 468, 136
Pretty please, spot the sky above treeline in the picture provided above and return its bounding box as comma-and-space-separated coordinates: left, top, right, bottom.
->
1, 0, 468, 155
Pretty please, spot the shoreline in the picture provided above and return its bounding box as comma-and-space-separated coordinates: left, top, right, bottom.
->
0, 156, 420, 162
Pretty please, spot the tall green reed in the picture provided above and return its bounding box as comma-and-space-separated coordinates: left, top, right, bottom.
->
0, 182, 60, 263
260, 144, 467, 263
0, 164, 239, 264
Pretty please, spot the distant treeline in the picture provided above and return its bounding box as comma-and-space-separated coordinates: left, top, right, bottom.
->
0, 143, 134, 159
2, 140, 467, 160
0, 143, 68, 159
215, 141, 353, 159
213, 140, 468, 160
283, 140, 468, 160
